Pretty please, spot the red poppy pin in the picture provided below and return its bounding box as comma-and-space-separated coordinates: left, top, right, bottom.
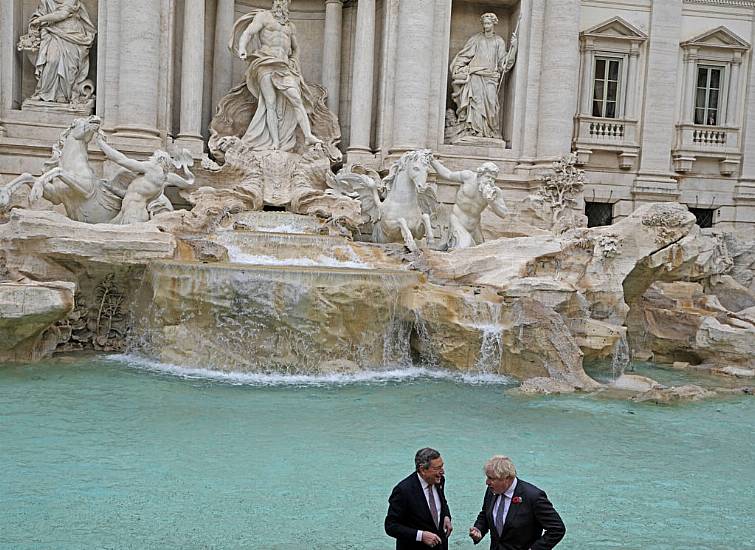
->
512, 496, 522, 504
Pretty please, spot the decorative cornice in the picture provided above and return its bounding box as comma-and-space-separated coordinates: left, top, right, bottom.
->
684, 0, 755, 7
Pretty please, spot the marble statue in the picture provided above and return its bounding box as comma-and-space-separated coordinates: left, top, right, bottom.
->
17, 0, 96, 105
448, 13, 518, 142
430, 158, 509, 249
94, 135, 195, 225
335, 150, 437, 252
218, 0, 326, 153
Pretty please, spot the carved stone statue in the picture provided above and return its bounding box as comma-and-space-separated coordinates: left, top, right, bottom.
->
212, 0, 335, 155
17, 0, 96, 106
332, 151, 438, 252
430, 158, 509, 250
95, 135, 195, 225
448, 13, 518, 143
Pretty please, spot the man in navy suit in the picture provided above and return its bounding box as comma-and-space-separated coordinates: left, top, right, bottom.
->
469, 455, 565, 550
385, 448, 453, 549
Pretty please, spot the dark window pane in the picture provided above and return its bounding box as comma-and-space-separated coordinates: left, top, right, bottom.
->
709, 89, 719, 109
608, 60, 620, 80
607, 81, 618, 101
695, 108, 705, 125
710, 68, 721, 88
593, 100, 603, 117
688, 207, 714, 228
697, 67, 708, 88
586, 202, 613, 227
606, 101, 616, 118
596, 59, 605, 77
594, 80, 604, 100
695, 88, 707, 110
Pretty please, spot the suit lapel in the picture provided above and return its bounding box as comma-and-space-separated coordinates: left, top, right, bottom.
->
485, 489, 496, 534
411, 474, 437, 529
501, 480, 524, 536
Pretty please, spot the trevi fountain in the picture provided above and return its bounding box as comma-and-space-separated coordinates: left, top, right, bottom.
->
0, 0, 753, 548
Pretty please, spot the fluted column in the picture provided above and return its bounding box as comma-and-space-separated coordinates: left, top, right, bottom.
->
0, 0, 23, 128
518, 0, 546, 165
536, 0, 580, 160
321, 0, 343, 116
580, 41, 595, 115
212, 0, 235, 111
176, 0, 206, 152
113, 0, 162, 140
347, 0, 376, 155
726, 54, 742, 127
390, 0, 436, 152
736, 21, 755, 195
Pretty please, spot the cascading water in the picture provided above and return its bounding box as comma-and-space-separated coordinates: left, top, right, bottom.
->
611, 332, 631, 379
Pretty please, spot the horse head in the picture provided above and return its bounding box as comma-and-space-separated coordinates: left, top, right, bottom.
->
46, 115, 102, 169
384, 149, 433, 192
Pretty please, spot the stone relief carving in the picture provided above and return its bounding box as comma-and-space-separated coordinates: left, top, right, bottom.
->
447, 13, 518, 144
332, 150, 438, 252
531, 153, 586, 233
17, 0, 96, 110
430, 158, 509, 250
0, 116, 192, 225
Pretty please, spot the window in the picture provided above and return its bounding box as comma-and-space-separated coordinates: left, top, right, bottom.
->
694, 66, 723, 126
688, 207, 715, 228
585, 202, 613, 227
592, 57, 621, 118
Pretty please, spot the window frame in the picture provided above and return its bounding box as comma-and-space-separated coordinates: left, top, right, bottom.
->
693, 63, 727, 127
592, 55, 624, 119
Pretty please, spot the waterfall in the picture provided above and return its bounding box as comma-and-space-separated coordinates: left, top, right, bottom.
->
611, 333, 631, 379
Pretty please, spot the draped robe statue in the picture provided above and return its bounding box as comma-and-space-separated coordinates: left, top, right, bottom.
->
449, 13, 518, 141
20, 0, 96, 104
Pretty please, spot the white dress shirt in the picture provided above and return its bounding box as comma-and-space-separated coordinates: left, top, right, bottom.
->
416, 473, 441, 542
492, 477, 518, 532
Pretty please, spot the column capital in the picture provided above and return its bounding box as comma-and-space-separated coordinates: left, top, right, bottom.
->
325, 0, 344, 4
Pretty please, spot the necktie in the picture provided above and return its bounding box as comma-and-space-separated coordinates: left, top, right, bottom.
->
495, 494, 506, 535
427, 485, 439, 528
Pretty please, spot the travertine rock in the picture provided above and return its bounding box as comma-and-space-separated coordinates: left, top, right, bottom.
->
0, 209, 176, 280
0, 281, 74, 361
631, 384, 716, 403
612, 374, 663, 392
518, 377, 577, 395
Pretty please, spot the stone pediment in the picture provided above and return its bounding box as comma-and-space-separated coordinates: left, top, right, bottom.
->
682, 26, 751, 51
581, 17, 648, 43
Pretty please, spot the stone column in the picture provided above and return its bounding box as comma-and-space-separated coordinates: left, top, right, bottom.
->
735, 23, 755, 200
176, 0, 206, 153
681, 48, 698, 125
726, 54, 742, 127
321, 0, 343, 116
390, 0, 436, 152
347, 0, 376, 156
580, 42, 595, 115
0, 0, 23, 124
113, 0, 163, 140
633, 0, 683, 197
212, 0, 235, 111
536, 0, 580, 160
517, 0, 546, 165
625, 45, 640, 119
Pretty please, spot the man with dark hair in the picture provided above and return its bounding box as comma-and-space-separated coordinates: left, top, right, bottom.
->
385, 448, 452, 549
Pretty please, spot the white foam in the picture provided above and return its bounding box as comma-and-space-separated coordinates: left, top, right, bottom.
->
107, 354, 514, 387
224, 248, 372, 270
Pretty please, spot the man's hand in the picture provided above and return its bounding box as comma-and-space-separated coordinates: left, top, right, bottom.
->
238, 50, 247, 60
443, 516, 453, 537
421, 531, 442, 547
469, 527, 483, 543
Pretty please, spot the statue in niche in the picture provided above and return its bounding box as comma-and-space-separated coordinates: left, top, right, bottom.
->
430, 158, 509, 250
211, 0, 336, 156
448, 13, 518, 144
17, 0, 96, 107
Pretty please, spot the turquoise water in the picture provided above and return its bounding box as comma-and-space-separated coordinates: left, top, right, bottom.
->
1, 356, 753, 550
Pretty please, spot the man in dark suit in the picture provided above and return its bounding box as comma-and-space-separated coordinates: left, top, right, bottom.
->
385, 447, 453, 549
469, 455, 565, 550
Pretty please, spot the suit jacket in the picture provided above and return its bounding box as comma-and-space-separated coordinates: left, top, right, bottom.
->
473, 479, 565, 550
385, 473, 451, 550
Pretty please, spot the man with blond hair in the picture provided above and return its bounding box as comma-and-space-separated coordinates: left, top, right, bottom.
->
469, 455, 565, 549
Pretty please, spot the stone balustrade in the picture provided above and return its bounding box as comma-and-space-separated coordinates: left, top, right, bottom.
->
574, 115, 640, 169
673, 123, 742, 175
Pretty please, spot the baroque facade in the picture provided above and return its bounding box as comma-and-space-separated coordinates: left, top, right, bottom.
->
1, 0, 754, 235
